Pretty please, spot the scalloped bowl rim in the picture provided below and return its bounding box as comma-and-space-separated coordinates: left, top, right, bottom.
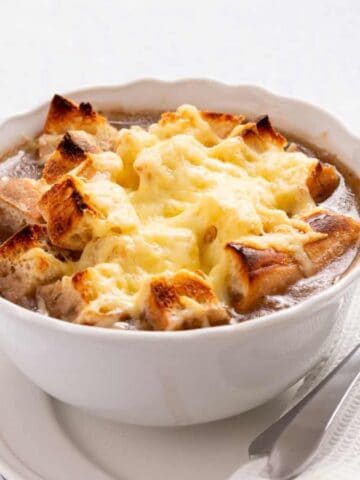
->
0, 78, 359, 341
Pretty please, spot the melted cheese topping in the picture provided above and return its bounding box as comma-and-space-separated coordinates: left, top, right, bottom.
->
41, 104, 327, 319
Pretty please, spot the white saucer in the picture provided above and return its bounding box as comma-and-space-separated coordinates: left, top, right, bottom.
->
0, 347, 296, 480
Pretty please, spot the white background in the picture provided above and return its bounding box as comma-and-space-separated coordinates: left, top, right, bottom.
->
0, 0, 360, 134
0, 1, 360, 479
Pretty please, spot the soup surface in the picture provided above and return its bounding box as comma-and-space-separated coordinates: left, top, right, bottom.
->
0, 99, 359, 330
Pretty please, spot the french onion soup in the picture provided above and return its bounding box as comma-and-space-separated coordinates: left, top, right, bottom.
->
0, 95, 358, 330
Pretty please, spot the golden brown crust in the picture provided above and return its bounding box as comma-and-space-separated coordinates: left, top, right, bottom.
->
71, 269, 95, 302
39, 177, 98, 250
44, 94, 106, 135
39, 270, 131, 326
200, 111, 245, 138
304, 211, 360, 269
240, 124, 267, 152
0, 224, 47, 259
255, 115, 287, 149
142, 271, 229, 330
238, 116, 287, 152
226, 243, 302, 312
42, 133, 88, 183
226, 211, 360, 312
306, 161, 340, 203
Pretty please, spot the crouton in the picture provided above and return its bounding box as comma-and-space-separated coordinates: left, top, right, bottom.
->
39, 177, 99, 250
43, 95, 119, 151
0, 225, 67, 306
139, 270, 229, 330
0, 177, 43, 234
226, 212, 360, 312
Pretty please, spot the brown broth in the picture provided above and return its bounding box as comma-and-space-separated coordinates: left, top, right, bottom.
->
0, 111, 359, 327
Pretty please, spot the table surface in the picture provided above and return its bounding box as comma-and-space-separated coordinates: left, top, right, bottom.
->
0, 1, 360, 479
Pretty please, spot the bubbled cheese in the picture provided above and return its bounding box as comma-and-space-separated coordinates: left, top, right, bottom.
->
42, 104, 327, 317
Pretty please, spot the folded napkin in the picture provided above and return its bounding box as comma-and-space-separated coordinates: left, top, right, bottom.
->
230, 280, 360, 480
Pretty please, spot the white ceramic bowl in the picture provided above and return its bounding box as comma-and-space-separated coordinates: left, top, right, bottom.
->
0, 80, 359, 427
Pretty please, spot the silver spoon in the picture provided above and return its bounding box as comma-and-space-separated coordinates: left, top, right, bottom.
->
249, 343, 360, 479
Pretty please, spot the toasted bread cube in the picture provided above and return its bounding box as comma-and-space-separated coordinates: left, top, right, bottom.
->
39, 264, 133, 327
286, 143, 340, 202
0, 178, 43, 234
226, 211, 360, 312
226, 243, 302, 312
38, 276, 85, 322
40, 278, 126, 327
38, 133, 63, 163
232, 116, 287, 152
304, 211, 360, 269
39, 176, 138, 250
255, 116, 287, 149
43, 95, 118, 151
42, 132, 123, 185
150, 105, 244, 147
42, 132, 88, 183
39, 177, 99, 250
139, 270, 229, 330
39, 130, 100, 164
0, 225, 67, 306
44, 94, 106, 135
306, 161, 340, 203
39, 270, 97, 323
200, 111, 245, 138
